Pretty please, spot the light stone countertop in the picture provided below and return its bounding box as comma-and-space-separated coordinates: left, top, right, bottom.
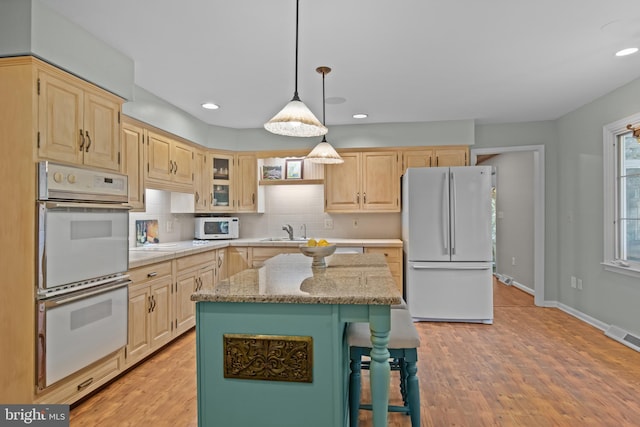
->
128, 238, 402, 269
191, 252, 402, 305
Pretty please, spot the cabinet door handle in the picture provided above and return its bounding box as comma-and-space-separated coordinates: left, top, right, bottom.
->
85, 130, 92, 152
147, 272, 157, 278
363, 192, 366, 203
77, 377, 94, 391
148, 296, 153, 313
195, 191, 200, 203
356, 192, 360, 203
79, 129, 85, 151
252, 193, 255, 204
169, 161, 174, 173
210, 193, 213, 206
173, 161, 178, 174
218, 256, 223, 268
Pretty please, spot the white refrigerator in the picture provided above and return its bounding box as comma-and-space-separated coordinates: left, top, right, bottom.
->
402, 166, 494, 324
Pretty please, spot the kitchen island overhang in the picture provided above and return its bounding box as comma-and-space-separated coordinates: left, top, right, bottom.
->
192, 253, 401, 427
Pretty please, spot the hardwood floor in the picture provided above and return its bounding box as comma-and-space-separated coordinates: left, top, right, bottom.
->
70, 282, 640, 426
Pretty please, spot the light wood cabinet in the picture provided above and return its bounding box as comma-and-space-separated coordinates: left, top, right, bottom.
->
175, 257, 214, 335
194, 149, 209, 212
37, 65, 122, 171
121, 119, 145, 210
401, 146, 468, 174
250, 246, 300, 268
236, 152, 258, 212
126, 261, 173, 366
228, 246, 250, 276
208, 152, 258, 212
364, 247, 403, 294
146, 130, 194, 192
325, 151, 400, 212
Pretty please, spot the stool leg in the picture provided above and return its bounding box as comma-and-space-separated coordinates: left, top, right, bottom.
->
406, 360, 420, 427
398, 358, 408, 407
349, 350, 362, 427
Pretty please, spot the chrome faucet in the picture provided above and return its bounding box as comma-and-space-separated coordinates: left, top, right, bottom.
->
282, 224, 294, 240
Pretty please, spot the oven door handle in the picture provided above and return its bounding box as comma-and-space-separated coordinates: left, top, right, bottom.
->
44, 202, 132, 210
44, 280, 130, 308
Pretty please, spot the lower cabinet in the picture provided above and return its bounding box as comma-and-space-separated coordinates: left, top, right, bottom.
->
126, 261, 173, 366
364, 246, 403, 294
228, 246, 250, 276
250, 246, 299, 268
126, 249, 228, 367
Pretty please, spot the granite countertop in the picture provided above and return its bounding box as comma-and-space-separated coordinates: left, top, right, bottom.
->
191, 253, 402, 305
128, 238, 403, 269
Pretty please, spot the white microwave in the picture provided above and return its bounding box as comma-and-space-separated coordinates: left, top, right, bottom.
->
195, 217, 239, 240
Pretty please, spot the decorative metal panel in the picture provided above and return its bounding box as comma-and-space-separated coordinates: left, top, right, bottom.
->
223, 334, 313, 383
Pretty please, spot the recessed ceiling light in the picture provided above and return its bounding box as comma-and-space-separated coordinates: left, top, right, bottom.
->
353, 113, 368, 119
615, 47, 639, 57
201, 102, 220, 110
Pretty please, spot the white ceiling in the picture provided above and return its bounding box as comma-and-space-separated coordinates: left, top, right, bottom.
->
39, 0, 640, 130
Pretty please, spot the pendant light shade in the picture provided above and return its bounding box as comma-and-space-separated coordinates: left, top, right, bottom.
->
306, 66, 344, 164
264, 99, 327, 137
264, 0, 327, 138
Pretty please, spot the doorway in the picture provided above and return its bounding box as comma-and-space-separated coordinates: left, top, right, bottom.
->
471, 145, 545, 307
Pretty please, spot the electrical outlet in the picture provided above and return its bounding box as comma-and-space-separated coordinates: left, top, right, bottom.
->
324, 218, 333, 229
353, 218, 359, 228
166, 220, 173, 233
571, 276, 577, 288
511, 256, 516, 266
577, 278, 583, 290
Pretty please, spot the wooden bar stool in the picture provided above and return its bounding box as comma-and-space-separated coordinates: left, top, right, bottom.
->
347, 308, 421, 427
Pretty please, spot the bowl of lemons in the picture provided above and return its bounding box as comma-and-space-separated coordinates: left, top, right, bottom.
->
299, 238, 336, 268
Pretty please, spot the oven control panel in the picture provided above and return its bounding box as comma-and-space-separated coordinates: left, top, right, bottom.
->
38, 161, 128, 203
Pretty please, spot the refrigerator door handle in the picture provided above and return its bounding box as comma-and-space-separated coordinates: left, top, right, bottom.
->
442, 172, 449, 255
411, 265, 492, 271
450, 171, 456, 255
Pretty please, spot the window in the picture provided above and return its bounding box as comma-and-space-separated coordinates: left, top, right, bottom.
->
603, 113, 640, 276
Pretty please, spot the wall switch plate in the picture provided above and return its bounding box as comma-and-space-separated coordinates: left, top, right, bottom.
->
571, 276, 577, 288
324, 218, 333, 229
166, 220, 174, 233
577, 278, 583, 290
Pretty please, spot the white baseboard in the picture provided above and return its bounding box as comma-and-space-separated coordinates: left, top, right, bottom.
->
544, 300, 609, 332
512, 281, 534, 295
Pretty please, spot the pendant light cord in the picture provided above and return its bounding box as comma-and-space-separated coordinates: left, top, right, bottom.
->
292, 0, 300, 101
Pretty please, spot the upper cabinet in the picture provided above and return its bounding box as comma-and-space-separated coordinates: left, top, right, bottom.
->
37, 66, 123, 171
145, 130, 194, 193
121, 119, 146, 211
194, 149, 209, 212
401, 145, 468, 174
325, 151, 400, 213
208, 152, 258, 213
235, 153, 258, 212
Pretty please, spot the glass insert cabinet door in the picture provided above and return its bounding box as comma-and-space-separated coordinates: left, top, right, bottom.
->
210, 154, 234, 211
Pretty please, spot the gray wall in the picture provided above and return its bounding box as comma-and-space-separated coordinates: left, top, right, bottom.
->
483, 152, 535, 291
555, 77, 640, 335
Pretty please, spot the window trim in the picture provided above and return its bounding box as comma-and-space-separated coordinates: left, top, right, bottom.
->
602, 112, 640, 278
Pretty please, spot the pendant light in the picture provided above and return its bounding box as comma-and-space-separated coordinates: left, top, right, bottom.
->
306, 66, 344, 164
264, 0, 327, 138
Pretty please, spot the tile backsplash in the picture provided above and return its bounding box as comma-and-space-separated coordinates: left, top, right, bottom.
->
129, 185, 401, 245
129, 189, 195, 247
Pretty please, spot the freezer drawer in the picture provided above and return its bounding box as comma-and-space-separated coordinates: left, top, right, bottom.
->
406, 262, 493, 324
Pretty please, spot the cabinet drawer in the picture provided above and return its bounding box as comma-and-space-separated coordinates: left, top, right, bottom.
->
364, 247, 402, 261
176, 250, 216, 272
128, 261, 172, 284
35, 350, 123, 405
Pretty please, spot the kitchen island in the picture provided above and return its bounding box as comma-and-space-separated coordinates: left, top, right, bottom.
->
191, 252, 402, 427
